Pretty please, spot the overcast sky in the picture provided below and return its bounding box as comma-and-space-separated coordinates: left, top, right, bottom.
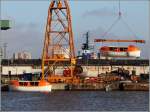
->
1, 0, 149, 59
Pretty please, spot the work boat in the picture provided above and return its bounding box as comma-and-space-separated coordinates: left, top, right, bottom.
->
100, 45, 141, 58
9, 73, 51, 92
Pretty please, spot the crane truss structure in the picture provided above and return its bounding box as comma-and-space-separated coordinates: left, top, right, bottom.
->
42, 0, 75, 80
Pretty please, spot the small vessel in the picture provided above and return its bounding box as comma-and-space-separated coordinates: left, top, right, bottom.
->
9, 80, 51, 92
9, 73, 51, 92
100, 45, 140, 58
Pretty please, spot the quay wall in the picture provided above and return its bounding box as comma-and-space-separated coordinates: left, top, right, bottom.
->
1, 65, 149, 76
1, 59, 149, 76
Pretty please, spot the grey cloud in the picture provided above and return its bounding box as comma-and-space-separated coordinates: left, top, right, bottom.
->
1, 23, 44, 59
1, 23, 148, 59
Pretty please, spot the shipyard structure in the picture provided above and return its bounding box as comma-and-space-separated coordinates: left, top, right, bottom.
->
1, 0, 149, 91
1, 59, 149, 77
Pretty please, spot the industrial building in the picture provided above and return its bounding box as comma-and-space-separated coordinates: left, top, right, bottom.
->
13, 52, 32, 59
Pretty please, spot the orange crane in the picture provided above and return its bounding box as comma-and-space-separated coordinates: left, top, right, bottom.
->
41, 0, 80, 84
94, 39, 145, 43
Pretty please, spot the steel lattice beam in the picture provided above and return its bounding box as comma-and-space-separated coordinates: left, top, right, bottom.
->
41, 0, 75, 79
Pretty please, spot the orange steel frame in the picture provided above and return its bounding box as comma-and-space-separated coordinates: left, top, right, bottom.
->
42, 0, 75, 80
94, 39, 145, 43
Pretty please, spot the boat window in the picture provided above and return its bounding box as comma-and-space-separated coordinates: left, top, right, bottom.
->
19, 82, 24, 86
24, 82, 28, 86
30, 82, 35, 86
30, 82, 39, 86
34, 82, 39, 86
120, 48, 127, 51
110, 47, 117, 51
120, 48, 123, 51
19, 82, 28, 86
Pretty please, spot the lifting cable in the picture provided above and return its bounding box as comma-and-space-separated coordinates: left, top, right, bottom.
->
120, 18, 138, 39
102, 0, 138, 40
101, 17, 120, 38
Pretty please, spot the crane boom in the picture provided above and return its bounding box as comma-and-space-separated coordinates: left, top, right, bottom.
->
94, 39, 145, 43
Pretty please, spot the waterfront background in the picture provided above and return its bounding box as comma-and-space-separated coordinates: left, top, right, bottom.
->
1, 91, 149, 111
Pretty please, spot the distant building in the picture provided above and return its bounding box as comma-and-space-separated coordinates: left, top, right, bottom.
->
13, 51, 32, 59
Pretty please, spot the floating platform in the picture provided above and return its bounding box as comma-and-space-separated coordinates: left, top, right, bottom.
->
121, 82, 149, 91
49, 82, 149, 91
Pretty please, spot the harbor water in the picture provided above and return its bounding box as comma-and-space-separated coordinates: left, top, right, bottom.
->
1, 91, 149, 111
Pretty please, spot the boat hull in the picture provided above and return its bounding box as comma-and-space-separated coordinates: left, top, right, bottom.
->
9, 80, 52, 92
9, 85, 52, 92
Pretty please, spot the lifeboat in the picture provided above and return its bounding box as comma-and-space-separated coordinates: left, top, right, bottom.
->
100, 45, 140, 58
9, 80, 51, 92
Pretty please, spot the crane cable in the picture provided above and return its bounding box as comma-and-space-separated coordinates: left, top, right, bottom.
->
118, 0, 139, 40
101, 0, 121, 38
120, 18, 138, 39
102, 0, 138, 40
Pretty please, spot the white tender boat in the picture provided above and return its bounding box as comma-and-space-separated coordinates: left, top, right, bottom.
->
9, 80, 51, 92
100, 45, 141, 58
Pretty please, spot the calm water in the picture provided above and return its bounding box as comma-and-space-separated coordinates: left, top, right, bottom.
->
1, 91, 149, 111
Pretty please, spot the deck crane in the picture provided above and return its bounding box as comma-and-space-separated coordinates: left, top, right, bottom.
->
94, 0, 146, 58
41, 0, 80, 84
